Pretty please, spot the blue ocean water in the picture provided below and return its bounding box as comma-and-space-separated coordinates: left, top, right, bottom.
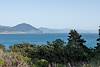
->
0, 33, 98, 48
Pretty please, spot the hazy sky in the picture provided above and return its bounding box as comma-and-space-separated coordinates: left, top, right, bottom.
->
0, 0, 100, 30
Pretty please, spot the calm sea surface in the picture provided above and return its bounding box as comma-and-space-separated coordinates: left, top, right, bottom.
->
0, 33, 98, 48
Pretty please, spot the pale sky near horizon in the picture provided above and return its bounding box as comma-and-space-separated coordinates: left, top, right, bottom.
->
0, 0, 100, 30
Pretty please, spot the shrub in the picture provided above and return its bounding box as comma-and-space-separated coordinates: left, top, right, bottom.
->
0, 50, 30, 67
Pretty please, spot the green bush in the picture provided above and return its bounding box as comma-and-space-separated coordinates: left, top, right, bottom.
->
35, 59, 48, 67
0, 59, 4, 66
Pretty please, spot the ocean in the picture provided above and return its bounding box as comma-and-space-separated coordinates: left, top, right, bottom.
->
0, 33, 98, 48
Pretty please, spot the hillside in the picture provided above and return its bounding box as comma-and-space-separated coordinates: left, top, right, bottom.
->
0, 23, 42, 34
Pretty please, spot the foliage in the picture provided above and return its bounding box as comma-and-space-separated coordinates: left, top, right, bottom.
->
0, 50, 30, 67
35, 59, 48, 67
64, 30, 90, 67
93, 26, 100, 67
0, 59, 4, 66
0, 28, 100, 67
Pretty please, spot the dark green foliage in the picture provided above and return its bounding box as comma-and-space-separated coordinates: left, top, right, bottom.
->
95, 26, 100, 53
37, 39, 65, 67
36, 45, 51, 62
10, 43, 35, 56
9, 43, 38, 65
93, 26, 100, 66
35, 59, 48, 67
49, 39, 65, 64
65, 30, 90, 66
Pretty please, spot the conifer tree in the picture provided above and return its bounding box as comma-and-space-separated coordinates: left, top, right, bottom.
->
65, 29, 89, 67
96, 26, 100, 51
94, 26, 100, 66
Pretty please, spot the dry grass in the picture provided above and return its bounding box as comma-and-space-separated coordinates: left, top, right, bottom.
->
0, 49, 30, 67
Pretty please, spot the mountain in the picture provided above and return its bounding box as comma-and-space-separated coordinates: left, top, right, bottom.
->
11, 23, 42, 32
0, 25, 11, 32
0, 23, 97, 34
0, 23, 42, 34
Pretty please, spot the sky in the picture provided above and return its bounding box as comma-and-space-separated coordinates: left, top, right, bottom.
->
0, 0, 100, 30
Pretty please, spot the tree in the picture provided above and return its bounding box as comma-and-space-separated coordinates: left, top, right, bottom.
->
10, 43, 35, 56
94, 26, 100, 66
65, 29, 89, 67
37, 39, 65, 67
49, 39, 65, 66
36, 45, 49, 67
9, 43, 38, 65
95, 26, 100, 52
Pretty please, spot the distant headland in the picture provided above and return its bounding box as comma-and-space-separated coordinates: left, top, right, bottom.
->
0, 23, 97, 34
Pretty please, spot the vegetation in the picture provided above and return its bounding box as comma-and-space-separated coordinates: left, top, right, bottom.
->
0, 49, 30, 67
0, 27, 100, 67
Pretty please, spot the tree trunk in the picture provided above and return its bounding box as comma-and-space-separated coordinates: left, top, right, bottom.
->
67, 62, 76, 67
54, 62, 57, 67
48, 62, 55, 67
52, 62, 55, 67
48, 63, 52, 67
68, 62, 72, 67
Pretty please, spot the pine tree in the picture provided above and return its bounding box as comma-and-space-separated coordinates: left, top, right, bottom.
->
67, 30, 86, 48
95, 26, 100, 54
65, 29, 89, 67
95, 26, 100, 66
96, 26, 100, 50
